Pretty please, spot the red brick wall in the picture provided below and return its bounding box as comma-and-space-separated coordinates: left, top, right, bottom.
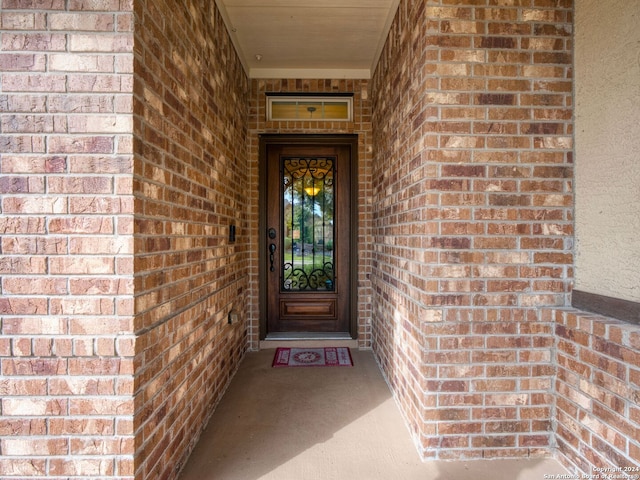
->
555, 309, 640, 474
247, 79, 374, 349
1, 0, 249, 478
3, 0, 638, 476
132, 1, 249, 479
0, 1, 136, 478
370, 0, 574, 459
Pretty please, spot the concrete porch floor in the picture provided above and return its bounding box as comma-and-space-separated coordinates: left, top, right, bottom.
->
179, 349, 570, 480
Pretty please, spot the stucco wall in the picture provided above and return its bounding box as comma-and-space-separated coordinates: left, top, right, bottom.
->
574, 0, 640, 302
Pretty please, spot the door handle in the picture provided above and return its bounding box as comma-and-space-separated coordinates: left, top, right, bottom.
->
269, 243, 276, 272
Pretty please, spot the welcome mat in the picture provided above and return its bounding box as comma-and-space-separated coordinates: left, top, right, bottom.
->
272, 347, 353, 367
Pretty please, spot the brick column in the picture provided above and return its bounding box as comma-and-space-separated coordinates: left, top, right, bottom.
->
1, 2, 135, 478
371, 0, 573, 460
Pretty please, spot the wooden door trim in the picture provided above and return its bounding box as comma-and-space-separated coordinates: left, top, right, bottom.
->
258, 134, 359, 340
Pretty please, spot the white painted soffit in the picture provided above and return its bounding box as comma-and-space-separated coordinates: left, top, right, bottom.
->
215, 0, 400, 79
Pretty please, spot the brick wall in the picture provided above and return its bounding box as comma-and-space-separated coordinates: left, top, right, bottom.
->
0, 1, 136, 478
370, 0, 574, 459
3, 0, 638, 476
555, 309, 640, 474
1, 0, 249, 478
132, 1, 249, 479
247, 79, 373, 349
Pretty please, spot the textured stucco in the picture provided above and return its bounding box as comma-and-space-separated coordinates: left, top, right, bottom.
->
574, 0, 640, 302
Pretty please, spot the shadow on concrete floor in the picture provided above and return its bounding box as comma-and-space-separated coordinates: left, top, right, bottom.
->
179, 349, 570, 480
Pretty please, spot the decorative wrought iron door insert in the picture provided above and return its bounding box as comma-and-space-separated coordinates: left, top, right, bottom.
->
281, 156, 335, 291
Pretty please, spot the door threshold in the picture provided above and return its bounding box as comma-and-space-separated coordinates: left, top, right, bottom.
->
260, 332, 357, 350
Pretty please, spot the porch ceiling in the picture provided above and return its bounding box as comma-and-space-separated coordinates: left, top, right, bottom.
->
215, 0, 400, 79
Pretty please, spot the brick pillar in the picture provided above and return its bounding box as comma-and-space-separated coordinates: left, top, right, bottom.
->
371, 0, 573, 459
0, 2, 135, 478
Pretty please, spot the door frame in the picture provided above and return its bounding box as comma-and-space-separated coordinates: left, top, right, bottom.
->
259, 134, 359, 340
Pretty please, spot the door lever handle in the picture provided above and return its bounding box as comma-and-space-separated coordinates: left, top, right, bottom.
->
269, 243, 276, 272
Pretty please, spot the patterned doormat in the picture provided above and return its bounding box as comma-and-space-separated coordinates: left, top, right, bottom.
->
272, 347, 353, 367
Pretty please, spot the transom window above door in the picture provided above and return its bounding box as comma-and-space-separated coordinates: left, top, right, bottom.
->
266, 94, 353, 122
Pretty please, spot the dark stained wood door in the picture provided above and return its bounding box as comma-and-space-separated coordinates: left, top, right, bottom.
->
265, 143, 351, 334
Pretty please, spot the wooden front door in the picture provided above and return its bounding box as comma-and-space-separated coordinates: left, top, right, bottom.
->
264, 140, 353, 335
